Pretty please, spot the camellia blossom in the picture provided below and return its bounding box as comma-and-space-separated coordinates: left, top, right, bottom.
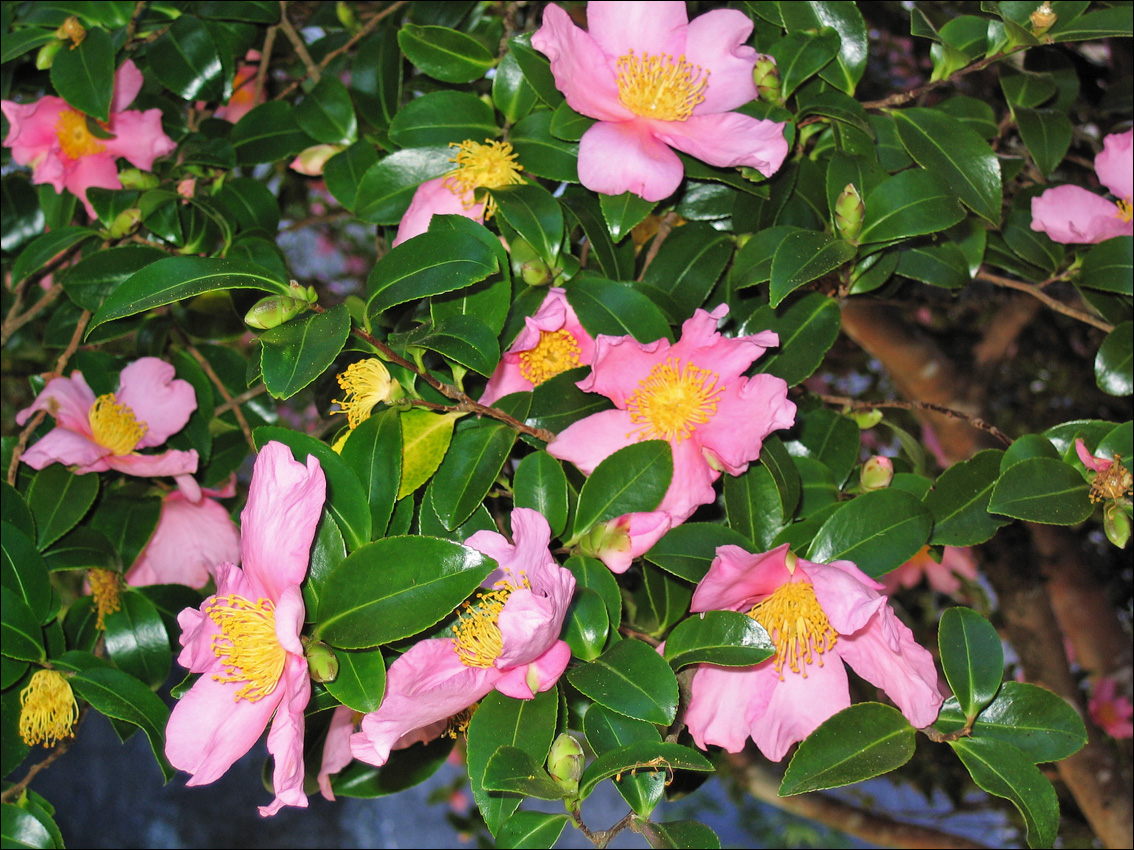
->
1, 59, 176, 218
881, 545, 978, 598
393, 139, 524, 246
16, 357, 199, 479
531, 2, 789, 201
480, 288, 596, 405
685, 544, 943, 761
548, 304, 796, 525
165, 441, 326, 816
350, 508, 575, 767
1031, 130, 1133, 244
1088, 677, 1133, 739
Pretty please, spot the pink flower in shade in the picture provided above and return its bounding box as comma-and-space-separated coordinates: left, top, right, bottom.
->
685, 544, 943, 761
531, 2, 789, 202
480, 288, 596, 405
1, 60, 176, 218
1088, 677, 1134, 739
15, 357, 199, 479
1031, 130, 1133, 244
165, 441, 326, 816
548, 304, 796, 526
350, 508, 575, 767
125, 477, 241, 589
392, 139, 524, 246
214, 51, 263, 124
881, 545, 978, 598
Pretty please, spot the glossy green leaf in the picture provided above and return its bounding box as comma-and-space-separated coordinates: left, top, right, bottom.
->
1, 484, 35, 542
939, 607, 1003, 720
527, 366, 615, 435
663, 611, 773, 670
638, 563, 692, 637
770, 230, 856, 307
641, 223, 733, 321
324, 647, 386, 714
1, 587, 45, 662
578, 741, 712, 800
398, 24, 495, 84
509, 111, 579, 183
351, 27, 402, 129
12, 227, 98, 286
584, 704, 664, 816
807, 488, 933, 578
744, 292, 841, 387
859, 169, 964, 243
316, 535, 495, 648
600, 192, 655, 242
367, 230, 498, 318
496, 811, 569, 849
324, 142, 380, 211
491, 184, 563, 266
562, 587, 609, 662
1079, 238, 1133, 296
1, 803, 56, 849
988, 457, 1093, 525
514, 452, 568, 538
926, 449, 1012, 546
780, 703, 915, 795
259, 304, 350, 400
1003, 208, 1064, 273
1, 175, 44, 256
388, 90, 496, 149
340, 408, 402, 540
507, 33, 563, 107
565, 277, 672, 345
568, 639, 679, 725
332, 736, 453, 798
1015, 108, 1072, 177
295, 76, 357, 145
492, 51, 538, 125
1096, 321, 1133, 396
780, 1, 868, 94
567, 555, 623, 630
645, 523, 753, 583
2, 523, 52, 621
149, 15, 225, 101
896, 240, 970, 290
1, 28, 57, 64
724, 464, 784, 550
49, 26, 114, 121
230, 101, 314, 165
88, 491, 161, 571
796, 88, 872, 138
638, 819, 721, 850
1049, 5, 1133, 41
103, 591, 170, 690
1001, 434, 1060, 471
196, 0, 279, 22
483, 746, 565, 799
430, 420, 516, 531
766, 28, 841, 100
571, 441, 672, 541
216, 178, 280, 234
61, 246, 170, 313
560, 190, 634, 280
785, 408, 860, 487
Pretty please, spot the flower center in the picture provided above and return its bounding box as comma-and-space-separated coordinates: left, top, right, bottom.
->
207, 594, 286, 703
748, 581, 838, 679
56, 108, 106, 160
88, 393, 147, 456
1116, 198, 1133, 224
626, 358, 724, 442
519, 329, 582, 386
88, 568, 121, 630
616, 50, 708, 122
443, 139, 524, 217
451, 572, 530, 668
1090, 453, 1133, 503
333, 358, 394, 430
19, 669, 79, 747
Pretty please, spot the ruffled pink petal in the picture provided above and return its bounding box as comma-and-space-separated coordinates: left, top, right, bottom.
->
748, 654, 851, 762
63, 153, 123, 217
585, 1, 688, 61
392, 176, 482, 247
668, 307, 776, 379
110, 59, 144, 113
175, 561, 261, 673
657, 436, 719, 524
115, 358, 198, 447
260, 654, 312, 816
125, 493, 240, 588
685, 663, 773, 753
105, 108, 177, 171
807, 559, 888, 638
697, 375, 795, 476
579, 332, 668, 406
174, 473, 203, 503
683, 9, 760, 114
240, 442, 326, 599
274, 584, 306, 657
690, 544, 794, 614
16, 371, 97, 432
1030, 184, 1132, 244
547, 408, 638, 477
1, 97, 69, 164
531, 4, 630, 123
495, 639, 571, 699
19, 428, 109, 472
653, 111, 788, 177
496, 575, 575, 669
1096, 129, 1133, 202
578, 119, 686, 201
319, 706, 357, 801
105, 447, 199, 478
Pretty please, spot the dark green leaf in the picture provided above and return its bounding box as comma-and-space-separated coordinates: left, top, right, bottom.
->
496, 811, 569, 849
645, 523, 753, 583
514, 452, 568, 539
859, 170, 964, 243
483, 746, 565, 799
103, 591, 170, 690
767, 29, 840, 99
1015, 108, 1072, 177
725, 464, 784, 550
324, 647, 386, 713
1079, 236, 1132, 295
11, 227, 97, 287
1, 484, 35, 542
1049, 5, 1133, 41
2, 523, 53, 621
61, 246, 169, 313
295, 76, 357, 145
583, 703, 663, 816
259, 304, 349, 400
1, 803, 55, 849
780, 1, 868, 94
564, 276, 671, 344
332, 736, 453, 798
89, 491, 160, 571
430, 421, 516, 531
560, 189, 634, 280
571, 441, 673, 541
323, 142, 379, 212
562, 587, 609, 662
340, 408, 402, 540
744, 292, 841, 386
1096, 321, 1133, 396
351, 27, 401, 129
988, 457, 1093, 524
398, 24, 495, 84
926, 449, 1012, 546
568, 639, 679, 725
807, 488, 933, 578
492, 51, 538, 125
0, 587, 45, 662
599, 192, 655, 243
897, 240, 970, 290
490, 184, 563, 266
230, 101, 313, 165
939, 607, 1003, 720
785, 408, 860, 487
578, 741, 712, 799
526, 367, 615, 435
638, 819, 721, 850
367, 231, 498, 318
641, 223, 733, 321
507, 33, 563, 107
50, 27, 114, 121
1, 28, 57, 64
149, 15, 225, 101
663, 611, 773, 670
510, 111, 579, 183
770, 231, 856, 307
388, 90, 496, 148
566, 555, 622, 630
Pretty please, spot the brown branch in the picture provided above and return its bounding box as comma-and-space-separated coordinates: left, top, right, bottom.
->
183, 342, 257, 452
976, 269, 1113, 333
636, 211, 679, 282
861, 48, 1025, 111
816, 393, 1013, 446
0, 716, 81, 803
1, 283, 63, 347
2, 240, 88, 346
213, 383, 268, 415
278, 2, 320, 83
254, 25, 277, 106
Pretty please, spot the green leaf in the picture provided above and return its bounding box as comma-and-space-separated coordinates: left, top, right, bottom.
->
388, 90, 496, 148
663, 611, 773, 670
1, 28, 57, 64
565, 277, 672, 344
398, 409, 458, 499
1, 485, 35, 542
490, 184, 563, 266
492, 51, 538, 125
951, 737, 1058, 849
323, 142, 380, 211
89, 491, 161, 570
858, 169, 964, 243
367, 231, 498, 318
527, 367, 615, 436
230, 101, 314, 165
12, 227, 98, 286
496, 811, 569, 849
316, 535, 495, 648
766, 28, 841, 100
339, 408, 402, 539
103, 591, 170, 690
785, 408, 860, 487
61, 246, 170, 313
216, 178, 280, 234
514, 452, 569, 539
893, 108, 1003, 224
351, 27, 402, 129
638, 819, 721, 850
1, 587, 45, 662
724, 465, 784, 550
571, 441, 673, 541
578, 742, 712, 800
398, 24, 495, 84
781, 703, 915, 795
744, 292, 841, 386
770, 231, 856, 307
926, 449, 1012, 546
1003, 208, 1064, 273
324, 647, 386, 713
509, 111, 579, 183
2, 522, 53, 621
583, 704, 663, 816
807, 488, 933, 578
483, 746, 565, 799
644, 523, 753, 583
49, 26, 114, 121
562, 587, 609, 662
1015, 108, 1072, 177
939, 607, 1003, 720
295, 76, 357, 145
1, 803, 56, 849
507, 33, 563, 108
641, 223, 733, 321
149, 15, 225, 101
781, 1, 868, 94
259, 304, 350, 400
568, 639, 679, 725
1049, 5, 1133, 41
600, 192, 656, 243
567, 555, 623, 630
1096, 321, 1133, 396
430, 421, 516, 531
896, 241, 971, 290
560, 190, 634, 280
988, 457, 1093, 525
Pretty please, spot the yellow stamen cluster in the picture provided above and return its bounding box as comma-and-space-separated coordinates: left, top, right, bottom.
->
451, 572, 531, 668
444, 703, 478, 740
616, 50, 708, 122
88, 568, 122, 630
56, 108, 106, 160
88, 393, 147, 456
19, 669, 79, 747
1089, 454, 1133, 504
519, 329, 582, 386
748, 581, 838, 679
442, 139, 524, 217
333, 358, 395, 430
207, 594, 286, 703
626, 359, 724, 442
1116, 198, 1133, 224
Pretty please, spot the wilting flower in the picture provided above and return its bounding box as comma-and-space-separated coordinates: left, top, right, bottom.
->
166, 442, 326, 816
19, 669, 79, 747
1076, 438, 1133, 503
1031, 130, 1133, 244
1, 59, 176, 218
350, 508, 575, 767
393, 139, 524, 246
881, 545, 978, 598
685, 544, 943, 761
16, 357, 199, 479
531, 2, 788, 201
480, 288, 595, 405
548, 304, 795, 525
1089, 677, 1133, 739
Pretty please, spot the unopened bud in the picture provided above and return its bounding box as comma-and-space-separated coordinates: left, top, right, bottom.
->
850, 408, 884, 429
860, 456, 894, 491
118, 168, 160, 190
245, 294, 306, 329
305, 642, 340, 683
521, 258, 551, 286
1030, 2, 1057, 36
290, 144, 346, 177
109, 208, 142, 239
753, 55, 783, 106
1104, 503, 1131, 549
547, 733, 584, 798
580, 517, 631, 562
835, 183, 864, 242
35, 39, 64, 70
55, 16, 86, 47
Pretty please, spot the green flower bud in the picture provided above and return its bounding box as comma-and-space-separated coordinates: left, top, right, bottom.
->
35, 40, 64, 70
109, 208, 142, 239
305, 642, 340, 683
547, 733, 584, 798
521, 258, 552, 286
245, 294, 307, 330
835, 183, 864, 242
860, 456, 894, 491
850, 408, 884, 429
1104, 503, 1131, 549
117, 168, 160, 190
752, 55, 782, 106
336, 1, 358, 30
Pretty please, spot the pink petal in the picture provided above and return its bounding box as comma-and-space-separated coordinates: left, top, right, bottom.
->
1, 97, 69, 165
685, 663, 773, 753
1030, 184, 1132, 244
495, 639, 571, 699
696, 375, 795, 476
547, 408, 638, 477
110, 59, 144, 113
1076, 438, 1111, 473
579, 332, 668, 406
16, 371, 97, 432
690, 544, 793, 614
274, 584, 306, 657
530, 4, 629, 123
748, 653, 851, 762
584, 1, 688, 61
657, 435, 719, 524
116, 358, 198, 447
19, 429, 110, 473
653, 111, 789, 177
260, 655, 312, 816
392, 176, 483, 247
175, 561, 260, 673
105, 448, 199, 478
592, 510, 671, 574
668, 307, 777, 379
578, 119, 685, 201
126, 493, 240, 588
807, 559, 888, 637
319, 706, 357, 801
62, 154, 122, 218
684, 9, 760, 114
1096, 129, 1133, 202
105, 108, 177, 171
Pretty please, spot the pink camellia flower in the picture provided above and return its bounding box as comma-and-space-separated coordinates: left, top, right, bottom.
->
1, 60, 176, 218
480, 288, 596, 405
531, 2, 789, 201
125, 477, 241, 589
16, 357, 199, 479
350, 508, 575, 767
166, 441, 326, 816
548, 304, 796, 525
393, 139, 525, 246
881, 545, 978, 598
1031, 130, 1133, 244
1089, 677, 1134, 739
581, 510, 671, 574
685, 544, 943, 761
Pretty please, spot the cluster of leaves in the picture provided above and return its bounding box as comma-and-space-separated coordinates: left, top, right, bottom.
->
3, 1, 1130, 848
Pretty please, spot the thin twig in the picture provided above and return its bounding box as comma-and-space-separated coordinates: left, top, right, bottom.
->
0, 720, 79, 803
278, 1, 321, 83
1, 284, 63, 348
1, 241, 88, 346
636, 211, 679, 282
816, 392, 1013, 446
976, 269, 1113, 333
861, 48, 1025, 111
124, 0, 146, 42
184, 343, 257, 452
213, 383, 269, 414
254, 25, 277, 106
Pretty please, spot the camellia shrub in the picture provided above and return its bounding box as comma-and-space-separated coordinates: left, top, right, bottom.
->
2, 1, 1131, 848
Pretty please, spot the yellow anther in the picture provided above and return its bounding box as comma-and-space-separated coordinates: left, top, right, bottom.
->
207, 595, 286, 703
88, 393, 146, 456
19, 669, 79, 747
749, 581, 838, 679
443, 139, 524, 218
333, 358, 395, 430
519, 329, 582, 386
451, 571, 530, 668
616, 50, 708, 122
56, 108, 106, 160
444, 703, 478, 739
1116, 198, 1132, 224
626, 358, 724, 442
1090, 454, 1133, 504
88, 568, 121, 630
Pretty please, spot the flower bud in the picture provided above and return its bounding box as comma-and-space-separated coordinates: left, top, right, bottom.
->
860, 456, 894, 491
1030, 2, 1057, 36
753, 55, 783, 106
109, 208, 143, 239
290, 144, 346, 177
521, 258, 552, 286
55, 16, 86, 47
117, 168, 160, 190
305, 642, 340, 683
850, 408, 884, 429
35, 39, 64, 70
244, 294, 308, 329
1104, 503, 1131, 549
177, 177, 197, 200
580, 518, 631, 562
835, 183, 864, 242
547, 733, 584, 798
